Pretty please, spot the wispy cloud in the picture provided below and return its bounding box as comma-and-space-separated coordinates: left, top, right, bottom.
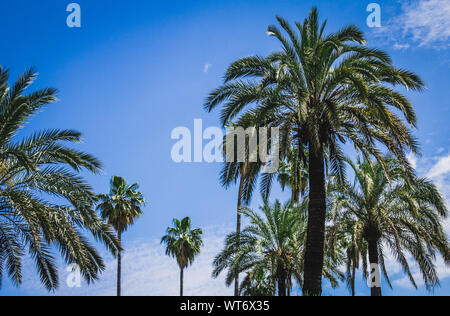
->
393, 43, 410, 50
426, 154, 450, 179
19, 226, 232, 296
407, 152, 418, 169
399, 0, 450, 47
374, 0, 450, 49
203, 63, 212, 73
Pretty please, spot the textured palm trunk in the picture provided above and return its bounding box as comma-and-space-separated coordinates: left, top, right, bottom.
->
277, 277, 286, 296
291, 188, 300, 204
351, 264, 356, 297
277, 264, 287, 296
117, 231, 122, 297
180, 267, 184, 297
368, 239, 382, 297
303, 145, 326, 296
234, 166, 246, 297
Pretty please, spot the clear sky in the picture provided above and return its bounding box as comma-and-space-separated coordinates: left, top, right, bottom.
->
0, 0, 449, 296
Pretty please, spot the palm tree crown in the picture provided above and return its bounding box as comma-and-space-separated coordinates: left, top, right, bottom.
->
97, 176, 145, 234
0, 66, 119, 291
213, 200, 344, 296
161, 217, 203, 296
97, 176, 145, 296
329, 157, 450, 296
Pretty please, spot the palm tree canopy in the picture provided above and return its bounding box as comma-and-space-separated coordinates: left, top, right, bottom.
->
329, 156, 450, 291
213, 200, 344, 292
205, 7, 424, 182
97, 176, 145, 233
0, 66, 120, 291
161, 217, 203, 270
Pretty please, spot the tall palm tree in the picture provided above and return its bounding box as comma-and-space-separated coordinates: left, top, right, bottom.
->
0, 66, 120, 291
329, 157, 450, 296
97, 176, 145, 296
219, 160, 261, 296
161, 217, 203, 296
213, 200, 344, 296
219, 115, 269, 296
205, 8, 424, 295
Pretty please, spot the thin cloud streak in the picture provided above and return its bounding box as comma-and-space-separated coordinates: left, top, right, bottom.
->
373, 0, 450, 49
19, 226, 232, 296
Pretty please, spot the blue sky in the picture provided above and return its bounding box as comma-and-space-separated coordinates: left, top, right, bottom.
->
0, 0, 449, 296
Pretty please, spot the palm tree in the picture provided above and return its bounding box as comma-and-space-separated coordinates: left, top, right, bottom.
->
161, 217, 203, 296
205, 8, 424, 295
219, 115, 269, 296
329, 157, 450, 296
219, 160, 262, 296
97, 176, 145, 296
213, 200, 343, 296
0, 66, 120, 291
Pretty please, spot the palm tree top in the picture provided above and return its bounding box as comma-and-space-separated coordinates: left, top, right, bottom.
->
97, 176, 145, 233
204, 7, 424, 180
161, 217, 203, 270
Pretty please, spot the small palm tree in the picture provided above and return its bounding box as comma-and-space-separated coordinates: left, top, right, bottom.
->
161, 217, 203, 296
97, 176, 145, 296
0, 66, 119, 291
213, 200, 343, 296
329, 157, 450, 296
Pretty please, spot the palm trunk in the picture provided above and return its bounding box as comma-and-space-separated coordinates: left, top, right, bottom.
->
277, 277, 286, 296
351, 264, 356, 297
277, 264, 287, 296
303, 144, 326, 296
117, 231, 122, 297
287, 276, 292, 297
291, 188, 300, 204
180, 267, 184, 297
234, 168, 245, 297
368, 239, 382, 297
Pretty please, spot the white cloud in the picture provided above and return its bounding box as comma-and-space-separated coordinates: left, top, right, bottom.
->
399, 0, 450, 47
203, 63, 212, 73
374, 0, 450, 49
407, 152, 418, 169
393, 43, 410, 50
19, 226, 232, 296
426, 154, 450, 179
